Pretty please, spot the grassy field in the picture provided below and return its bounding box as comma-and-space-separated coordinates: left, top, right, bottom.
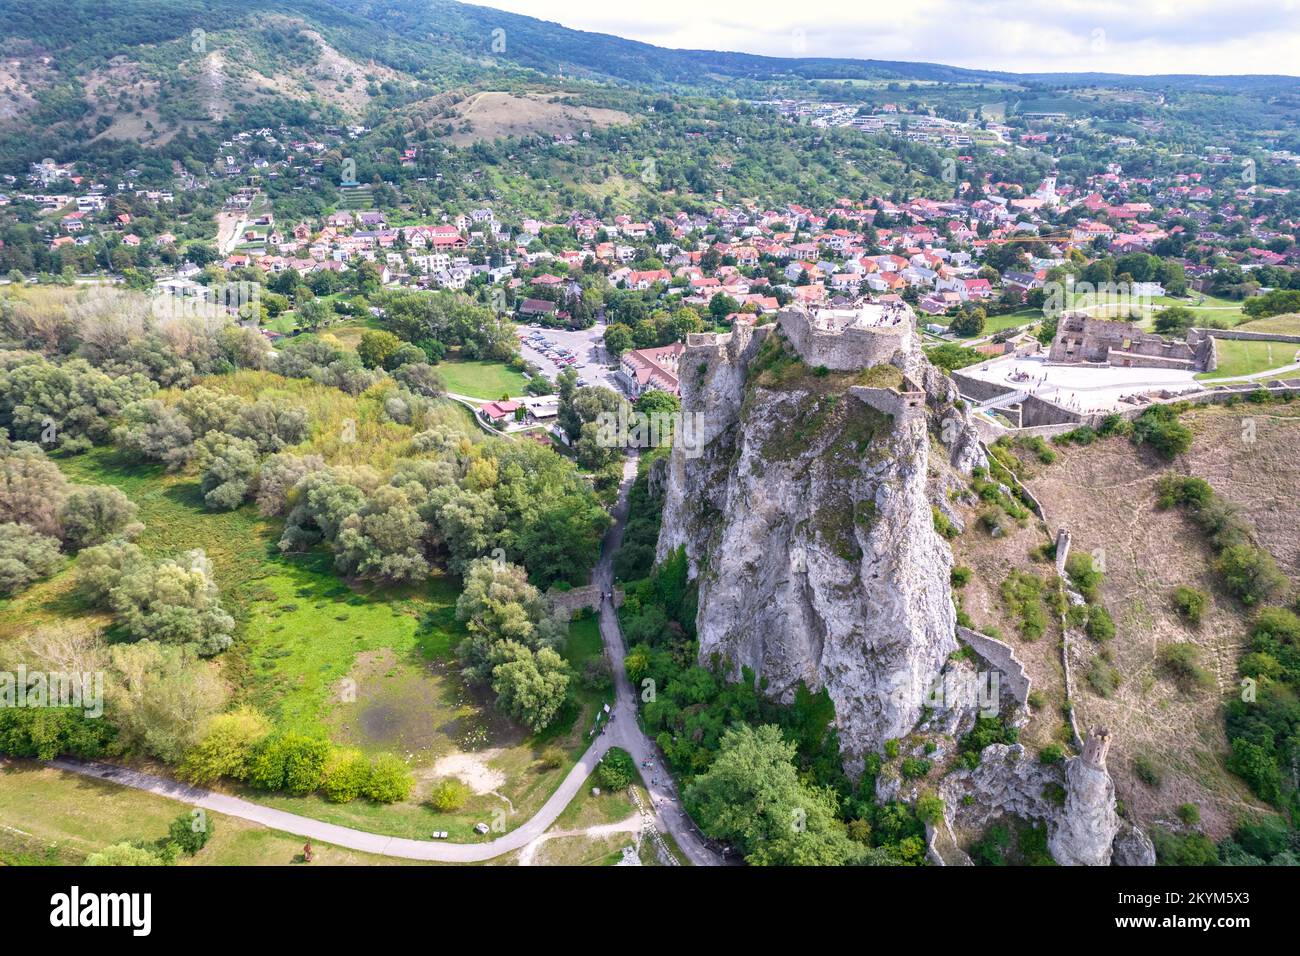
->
945, 308, 1040, 338
437, 356, 529, 399
1197, 338, 1300, 380
0, 761, 421, 865
1234, 312, 1300, 336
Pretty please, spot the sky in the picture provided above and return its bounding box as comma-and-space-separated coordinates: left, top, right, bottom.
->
482, 0, 1300, 76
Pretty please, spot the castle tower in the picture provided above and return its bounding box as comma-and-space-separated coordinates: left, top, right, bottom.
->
1082, 726, 1111, 769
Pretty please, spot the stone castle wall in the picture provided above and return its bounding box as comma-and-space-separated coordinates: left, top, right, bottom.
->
849, 383, 927, 424
776, 307, 913, 371
956, 625, 1032, 708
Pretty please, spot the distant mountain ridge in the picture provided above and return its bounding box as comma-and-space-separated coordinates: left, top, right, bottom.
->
3, 0, 1296, 92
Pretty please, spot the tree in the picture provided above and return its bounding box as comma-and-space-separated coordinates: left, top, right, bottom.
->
357, 329, 402, 369
296, 298, 334, 331
597, 747, 636, 791
168, 810, 214, 855
110, 549, 235, 656
1, 443, 69, 537
197, 432, 260, 510
74, 539, 146, 607
229, 400, 309, 453
603, 322, 634, 356
107, 640, 229, 762
517, 495, 611, 588
0, 522, 63, 595
948, 307, 987, 337
455, 558, 564, 682
1153, 305, 1196, 335
394, 362, 446, 398
489, 641, 570, 732
333, 485, 430, 583
58, 484, 140, 549
115, 399, 196, 471
685, 724, 864, 866
255, 453, 323, 517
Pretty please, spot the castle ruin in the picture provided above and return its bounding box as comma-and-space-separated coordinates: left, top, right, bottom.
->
1047, 312, 1216, 373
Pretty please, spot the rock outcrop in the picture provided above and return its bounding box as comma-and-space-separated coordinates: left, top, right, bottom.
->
934, 727, 1148, 866
656, 306, 982, 771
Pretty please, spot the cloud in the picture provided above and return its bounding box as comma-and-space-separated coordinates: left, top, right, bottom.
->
483, 0, 1300, 75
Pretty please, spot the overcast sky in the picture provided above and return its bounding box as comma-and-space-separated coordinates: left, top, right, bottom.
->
483, 0, 1300, 76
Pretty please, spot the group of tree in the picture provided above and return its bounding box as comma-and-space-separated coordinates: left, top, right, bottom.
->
0, 440, 141, 596
454, 557, 571, 732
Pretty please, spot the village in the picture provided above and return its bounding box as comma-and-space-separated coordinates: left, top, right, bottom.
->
6, 108, 1300, 442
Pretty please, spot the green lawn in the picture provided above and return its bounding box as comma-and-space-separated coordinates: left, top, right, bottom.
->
1197, 338, 1300, 380
437, 357, 529, 399
0, 761, 420, 865
946, 308, 1040, 338
1235, 312, 1300, 336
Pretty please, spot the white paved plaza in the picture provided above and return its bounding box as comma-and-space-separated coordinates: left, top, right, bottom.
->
961, 355, 1199, 413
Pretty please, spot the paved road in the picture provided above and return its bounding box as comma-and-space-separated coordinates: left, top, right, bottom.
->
589, 454, 723, 867
51, 453, 722, 865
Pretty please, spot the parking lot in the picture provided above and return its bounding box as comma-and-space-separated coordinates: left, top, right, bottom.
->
517, 322, 624, 393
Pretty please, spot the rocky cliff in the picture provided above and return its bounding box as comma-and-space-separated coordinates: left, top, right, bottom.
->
656, 311, 982, 772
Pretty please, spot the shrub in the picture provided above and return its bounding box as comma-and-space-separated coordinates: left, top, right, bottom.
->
1153, 828, 1217, 866
1000, 571, 1047, 641
1065, 551, 1103, 603
364, 753, 414, 803
1086, 656, 1122, 697
1172, 585, 1208, 625
537, 745, 565, 770
168, 811, 214, 855
931, 506, 958, 540
1215, 544, 1288, 607
950, 566, 972, 588
915, 792, 944, 825
429, 778, 472, 812
597, 746, 636, 791
1038, 744, 1065, 765
1085, 605, 1116, 641
1158, 642, 1214, 690
179, 706, 271, 785
247, 734, 330, 795
900, 756, 931, 779
1133, 754, 1162, 788
86, 842, 165, 866
320, 749, 372, 803
1227, 738, 1282, 805
1131, 405, 1193, 459
1176, 803, 1201, 826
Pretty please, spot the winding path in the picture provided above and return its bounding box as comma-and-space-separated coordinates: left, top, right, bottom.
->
50, 455, 722, 864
